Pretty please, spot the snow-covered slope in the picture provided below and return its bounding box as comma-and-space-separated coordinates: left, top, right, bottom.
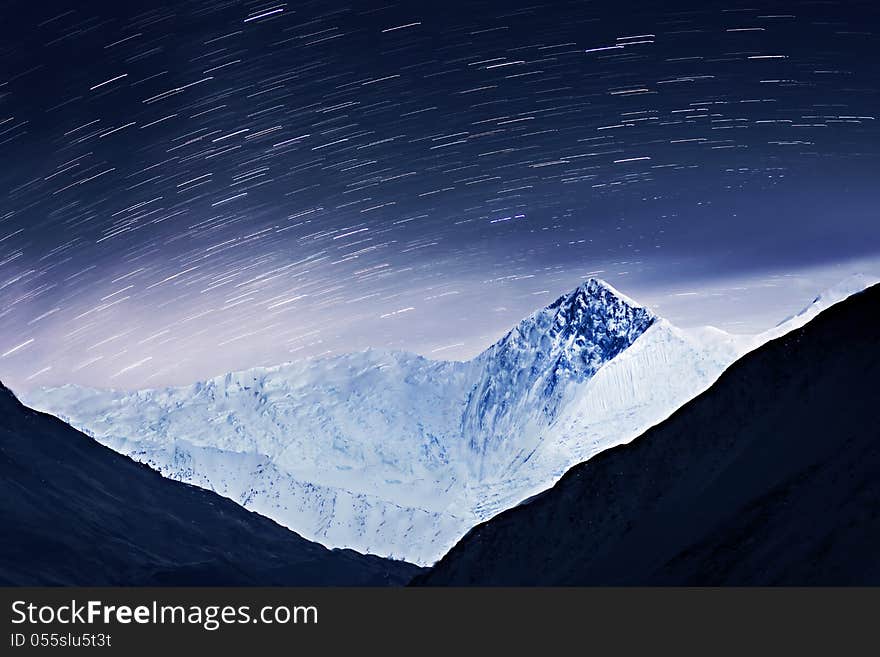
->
757, 273, 880, 343
36, 349, 481, 563
24, 277, 771, 564
467, 319, 752, 517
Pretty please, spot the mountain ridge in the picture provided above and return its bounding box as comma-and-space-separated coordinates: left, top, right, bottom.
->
0, 379, 421, 585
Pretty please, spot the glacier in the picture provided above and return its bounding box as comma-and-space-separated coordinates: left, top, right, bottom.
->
24, 277, 868, 565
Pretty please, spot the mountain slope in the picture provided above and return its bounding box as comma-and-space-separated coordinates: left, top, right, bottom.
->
414, 283, 880, 585
24, 278, 745, 564
757, 272, 880, 342
0, 382, 421, 585
28, 350, 481, 564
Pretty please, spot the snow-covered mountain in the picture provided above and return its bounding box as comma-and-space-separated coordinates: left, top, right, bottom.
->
24, 278, 788, 564
462, 280, 656, 479
414, 281, 880, 586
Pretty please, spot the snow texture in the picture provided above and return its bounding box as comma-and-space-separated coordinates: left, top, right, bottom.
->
27, 276, 863, 565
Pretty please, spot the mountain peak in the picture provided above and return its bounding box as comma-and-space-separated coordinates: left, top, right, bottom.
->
464, 279, 656, 458
547, 277, 652, 317
519, 278, 656, 352
578, 276, 639, 300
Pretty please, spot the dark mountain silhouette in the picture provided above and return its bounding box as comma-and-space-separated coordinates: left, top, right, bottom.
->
0, 382, 421, 585
415, 284, 880, 585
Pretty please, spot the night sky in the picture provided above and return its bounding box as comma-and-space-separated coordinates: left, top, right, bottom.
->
1, 0, 878, 390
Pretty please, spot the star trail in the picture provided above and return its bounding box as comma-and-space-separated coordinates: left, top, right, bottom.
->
1, 0, 878, 389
